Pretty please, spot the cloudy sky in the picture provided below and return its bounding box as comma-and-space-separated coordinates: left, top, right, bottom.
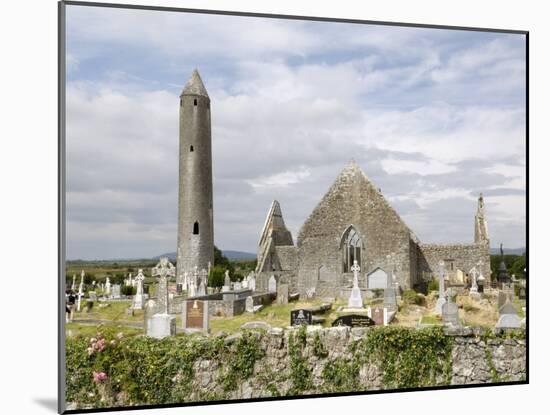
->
65, 5, 526, 260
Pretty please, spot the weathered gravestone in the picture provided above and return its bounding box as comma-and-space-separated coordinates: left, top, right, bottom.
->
249, 273, 256, 292
383, 287, 397, 311
371, 307, 384, 325
234, 281, 242, 291
332, 314, 375, 327
290, 309, 312, 326
88, 292, 98, 301
111, 284, 121, 299
496, 300, 522, 329
148, 314, 176, 339
268, 275, 277, 292
434, 261, 447, 316
518, 287, 526, 300
277, 283, 289, 305
498, 289, 513, 309
222, 270, 231, 292
367, 268, 389, 289
182, 299, 209, 332
132, 269, 145, 310
245, 296, 254, 313
197, 279, 207, 296
442, 294, 460, 326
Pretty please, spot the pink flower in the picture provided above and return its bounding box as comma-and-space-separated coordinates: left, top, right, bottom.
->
93, 371, 108, 383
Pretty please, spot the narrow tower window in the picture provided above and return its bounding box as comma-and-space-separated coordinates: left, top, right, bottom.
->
193, 221, 199, 235
194, 99, 197, 106
180, 98, 182, 106
190, 145, 194, 152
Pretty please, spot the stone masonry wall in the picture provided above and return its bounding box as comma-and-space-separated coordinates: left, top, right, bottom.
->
418, 242, 491, 283
188, 326, 525, 400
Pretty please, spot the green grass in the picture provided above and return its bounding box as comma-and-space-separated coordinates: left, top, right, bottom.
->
419, 315, 441, 325
73, 300, 144, 323
209, 300, 330, 333
65, 322, 142, 338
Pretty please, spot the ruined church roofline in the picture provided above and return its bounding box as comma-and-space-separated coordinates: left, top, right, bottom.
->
180, 68, 209, 98
296, 159, 419, 245
257, 199, 294, 247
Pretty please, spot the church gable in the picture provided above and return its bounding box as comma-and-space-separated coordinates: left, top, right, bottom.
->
297, 160, 414, 247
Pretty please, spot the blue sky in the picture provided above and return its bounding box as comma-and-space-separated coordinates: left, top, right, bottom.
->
65, 4, 526, 260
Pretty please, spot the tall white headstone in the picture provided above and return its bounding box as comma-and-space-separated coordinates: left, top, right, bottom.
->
249, 272, 256, 292
347, 260, 364, 309
71, 274, 76, 291
435, 261, 447, 315
132, 269, 145, 310
105, 277, 111, 296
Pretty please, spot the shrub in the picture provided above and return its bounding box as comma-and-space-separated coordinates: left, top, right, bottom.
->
403, 289, 426, 306
121, 286, 136, 296
208, 265, 225, 287
427, 278, 439, 292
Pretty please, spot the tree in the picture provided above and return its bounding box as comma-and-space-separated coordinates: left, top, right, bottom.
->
214, 245, 234, 274
208, 266, 225, 288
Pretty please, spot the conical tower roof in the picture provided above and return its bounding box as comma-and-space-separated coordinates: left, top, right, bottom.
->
181, 69, 209, 97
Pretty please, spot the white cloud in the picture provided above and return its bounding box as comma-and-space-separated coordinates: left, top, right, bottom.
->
64, 6, 526, 258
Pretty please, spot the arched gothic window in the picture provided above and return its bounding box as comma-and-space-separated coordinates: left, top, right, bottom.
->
193, 221, 199, 235
341, 226, 362, 273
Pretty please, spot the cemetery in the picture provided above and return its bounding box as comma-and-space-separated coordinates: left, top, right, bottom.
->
64, 69, 527, 409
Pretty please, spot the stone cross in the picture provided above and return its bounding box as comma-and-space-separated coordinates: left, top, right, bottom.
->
105, 277, 111, 296
76, 276, 84, 312
469, 266, 478, 293
347, 260, 364, 309
78, 271, 85, 295
224, 270, 231, 288
435, 260, 447, 315
71, 274, 76, 291
152, 257, 176, 314
133, 269, 145, 310
351, 261, 360, 288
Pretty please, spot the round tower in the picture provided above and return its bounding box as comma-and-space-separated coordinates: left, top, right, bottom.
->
176, 69, 214, 283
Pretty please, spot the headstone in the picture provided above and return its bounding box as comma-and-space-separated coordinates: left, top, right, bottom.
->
223, 270, 231, 291
367, 268, 389, 289
132, 269, 145, 310
518, 287, 526, 300
371, 307, 384, 325
347, 260, 364, 309
245, 296, 255, 313
469, 266, 479, 294
434, 261, 447, 315
71, 274, 76, 291
332, 314, 375, 328
496, 300, 522, 329
105, 277, 111, 296
249, 273, 256, 292
88, 292, 97, 301
234, 281, 242, 291
290, 309, 313, 326
277, 283, 289, 305
152, 257, 176, 314
188, 279, 196, 298
383, 287, 397, 311
111, 284, 121, 299
242, 276, 249, 289
197, 279, 206, 296
268, 275, 277, 292
182, 299, 209, 332
442, 293, 460, 326
147, 314, 176, 339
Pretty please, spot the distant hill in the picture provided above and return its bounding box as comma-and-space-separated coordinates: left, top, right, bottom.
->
490, 247, 526, 255
153, 250, 256, 261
